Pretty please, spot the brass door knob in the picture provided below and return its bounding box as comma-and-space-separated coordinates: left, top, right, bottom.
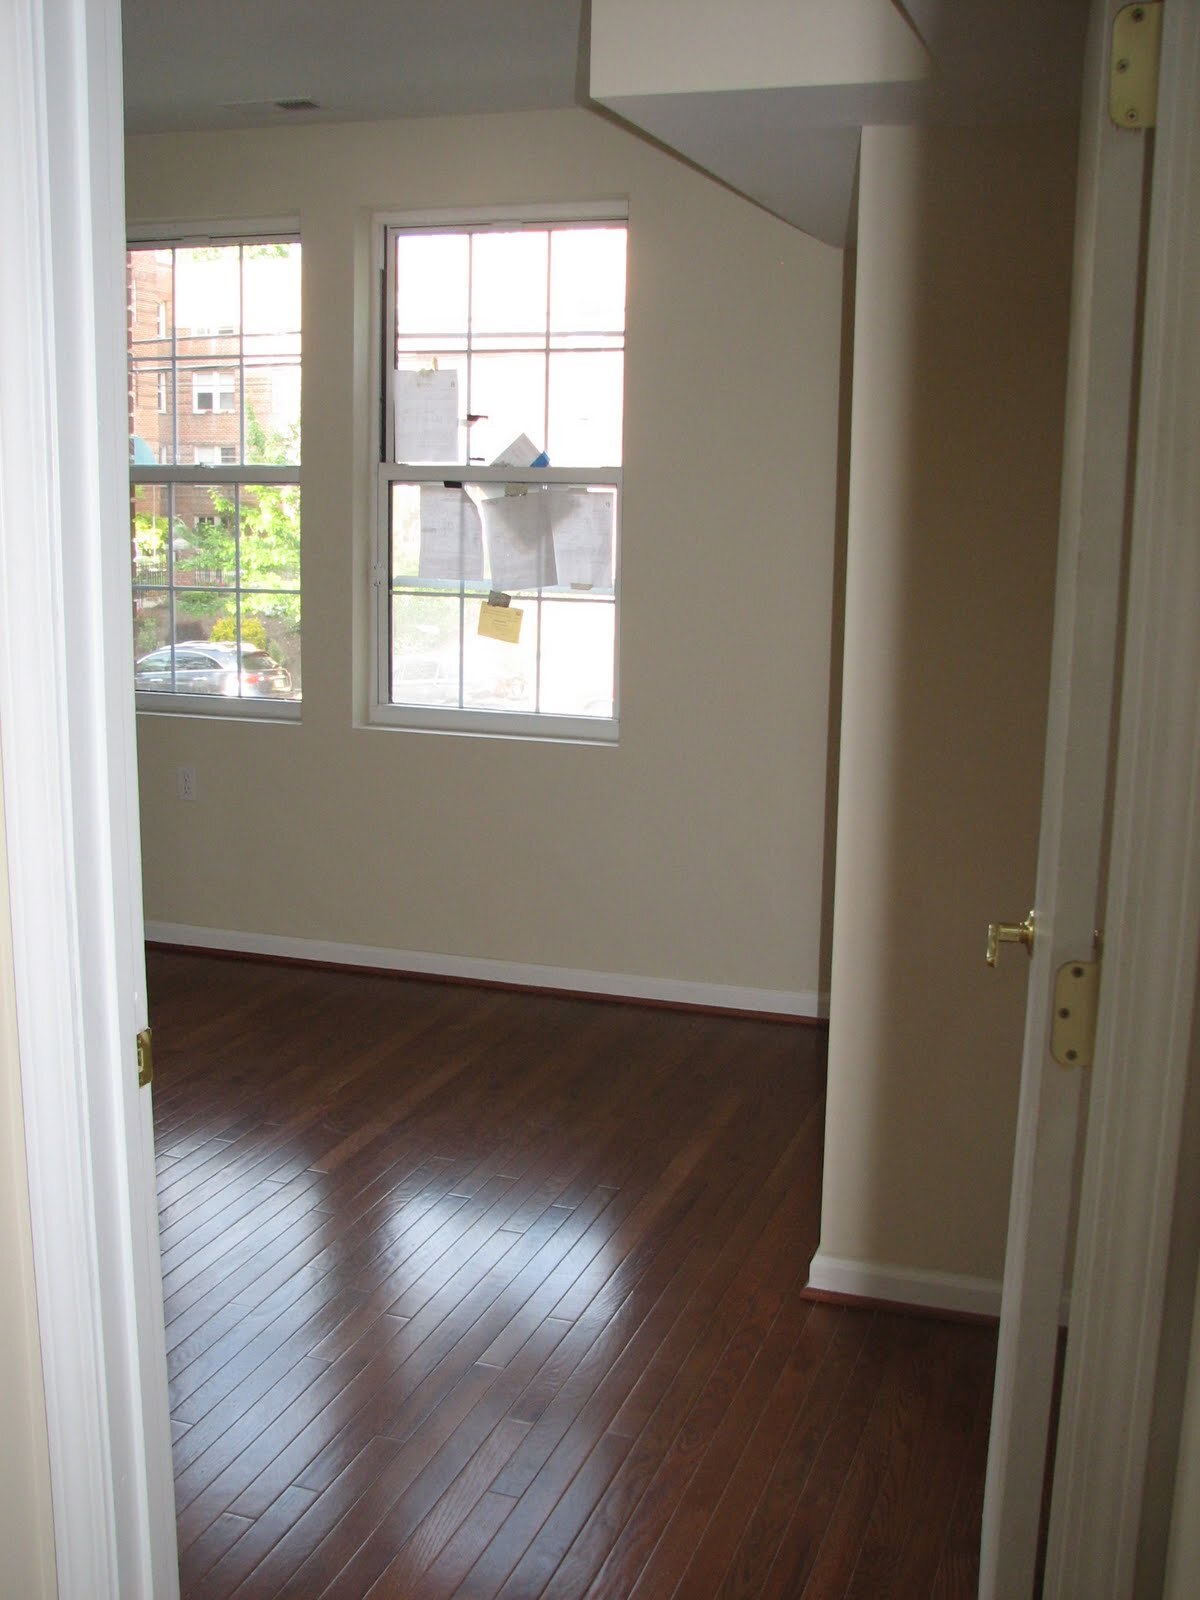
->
987, 911, 1036, 967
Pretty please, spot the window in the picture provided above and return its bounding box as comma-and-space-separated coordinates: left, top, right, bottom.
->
193, 443, 238, 466
374, 207, 627, 739
127, 232, 302, 712
192, 369, 237, 414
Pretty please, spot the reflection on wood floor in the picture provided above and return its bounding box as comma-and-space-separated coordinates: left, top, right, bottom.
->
150, 949, 995, 1599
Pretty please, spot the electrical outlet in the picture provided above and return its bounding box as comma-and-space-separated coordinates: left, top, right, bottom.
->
177, 765, 196, 802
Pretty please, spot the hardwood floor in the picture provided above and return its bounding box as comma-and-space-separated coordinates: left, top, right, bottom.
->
150, 950, 995, 1599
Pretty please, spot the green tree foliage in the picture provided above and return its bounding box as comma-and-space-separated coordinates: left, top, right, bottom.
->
183, 408, 301, 657
210, 615, 268, 650
133, 511, 167, 567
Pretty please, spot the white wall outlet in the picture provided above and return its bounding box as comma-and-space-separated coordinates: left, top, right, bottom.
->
177, 765, 196, 802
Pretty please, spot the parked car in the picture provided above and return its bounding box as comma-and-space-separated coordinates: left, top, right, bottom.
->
391, 653, 459, 706
135, 642, 292, 699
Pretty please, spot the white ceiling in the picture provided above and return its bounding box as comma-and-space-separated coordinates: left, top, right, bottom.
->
122, 0, 1088, 246
121, 0, 587, 134
590, 0, 1089, 244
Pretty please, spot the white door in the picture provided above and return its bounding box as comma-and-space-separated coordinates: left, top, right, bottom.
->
0, 0, 178, 1595
977, 1, 1153, 1595
1037, 2, 1200, 1590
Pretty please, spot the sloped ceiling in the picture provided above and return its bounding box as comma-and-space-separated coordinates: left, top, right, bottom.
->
589, 0, 1089, 244
122, 0, 1088, 246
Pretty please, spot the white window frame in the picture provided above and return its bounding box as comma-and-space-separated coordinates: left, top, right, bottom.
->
369, 202, 627, 743
127, 220, 302, 721
191, 368, 236, 414
192, 443, 237, 467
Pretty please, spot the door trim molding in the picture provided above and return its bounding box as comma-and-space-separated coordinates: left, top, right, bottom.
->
1044, 4, 1200, 1592
0, 0, 175, 1595
1, 2, 119, 1590
978, 3, 1147, 1590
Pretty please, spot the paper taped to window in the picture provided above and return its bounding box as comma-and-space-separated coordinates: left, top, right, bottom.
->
548, 489, 614, 590
418, 486, 483, 580
481, 493, 557, 591
478, 602, 523, 644
394, 369, 458, 462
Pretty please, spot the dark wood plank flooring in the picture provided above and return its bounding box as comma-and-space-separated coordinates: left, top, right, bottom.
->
149, 950, 996, 1599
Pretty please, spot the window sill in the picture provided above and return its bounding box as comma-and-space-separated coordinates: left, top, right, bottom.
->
367, 704, 618, 745
134, 693, 302, 723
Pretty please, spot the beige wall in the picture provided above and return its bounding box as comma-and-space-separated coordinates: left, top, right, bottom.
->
0, 763, 59, 1599
126, 108, 843, 1001
818, 121, 1077, 1282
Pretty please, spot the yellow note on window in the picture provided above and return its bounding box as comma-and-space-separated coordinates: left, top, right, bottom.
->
478, 602, 523, 644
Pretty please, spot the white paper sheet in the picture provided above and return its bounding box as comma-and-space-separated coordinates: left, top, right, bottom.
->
491, 433, 546, 469
418, 486, 483, 581
481, 492, 557, 591
547, 490, 614, 590
474, 433, 549, 504
393, 369, 458, 462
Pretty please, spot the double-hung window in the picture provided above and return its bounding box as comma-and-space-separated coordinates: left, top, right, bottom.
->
375, 206, 627, 739
127, 227, 302, 712
192, 369, 237, 414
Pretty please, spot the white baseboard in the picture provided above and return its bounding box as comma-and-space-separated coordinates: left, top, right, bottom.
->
806, 1251, 1004, 1319
144, 922, 829, 1021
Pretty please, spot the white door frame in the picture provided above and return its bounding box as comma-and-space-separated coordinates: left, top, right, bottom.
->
1, 1, 1196, 1596
1043, 4, 1200, 1592
0, 0, 177, 1596
984, 4, 1200, 1593
979, 1, 1148, 1590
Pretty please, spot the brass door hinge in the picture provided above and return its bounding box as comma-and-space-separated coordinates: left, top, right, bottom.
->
1111, 3, 1162, 129
136, 1026, 154, 1088
1050, 961, 1100, 1068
